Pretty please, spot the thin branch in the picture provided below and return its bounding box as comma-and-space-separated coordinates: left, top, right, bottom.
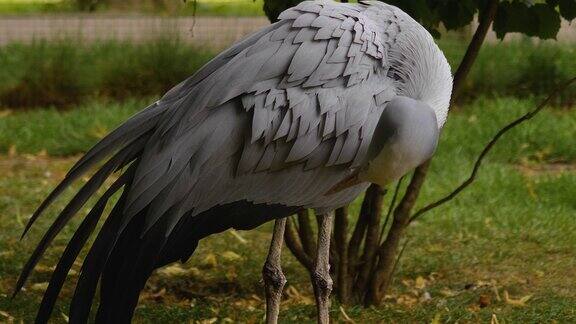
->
379, 177, 404, 244
365, 166, 429, 304
410, 76, 576, 223
334, 207, 350, 303
451, 0, 500, 102
284, 216, 314, 271
379, 236, 410, 293
355, 185, 385, 292
297, 209, 317, 257
347, 192, 370, 276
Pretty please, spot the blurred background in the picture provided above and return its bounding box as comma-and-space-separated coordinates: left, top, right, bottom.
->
0, 0, 575, 323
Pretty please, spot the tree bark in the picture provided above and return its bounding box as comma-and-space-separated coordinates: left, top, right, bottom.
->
284, 217, 313, 271
297, 210, 317, 257
354, 185, 384, 294
334, 207, 350, 303
346, 192, 370, 299
366, 163, 430, 305
451, 0, 500, 102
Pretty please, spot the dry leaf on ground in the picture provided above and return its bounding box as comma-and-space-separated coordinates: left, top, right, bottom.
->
415, 276, 427, 289
221, 251, 242, 261
201, 254, 218, 268
30, 282, 49, 292
503, 290, 532, 307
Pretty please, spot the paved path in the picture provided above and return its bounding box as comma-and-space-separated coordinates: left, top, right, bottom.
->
0, 15, 269, 48
0, 15, 574, 48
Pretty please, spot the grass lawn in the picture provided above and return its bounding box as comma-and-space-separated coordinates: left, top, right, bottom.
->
0, 0, 266, 16
0, 96, 575, 322
0, 0, 73, 14
1, 39, 574, 110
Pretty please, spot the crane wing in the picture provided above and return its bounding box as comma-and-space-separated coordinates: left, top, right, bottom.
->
126, 0, 402, 219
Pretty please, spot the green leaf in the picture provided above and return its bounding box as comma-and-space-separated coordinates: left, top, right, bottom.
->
494, 1, 561, 39
559, 0, 576, 20
494, 1, 536, 39
439, 0, 477, 30
532, 3, 562, 39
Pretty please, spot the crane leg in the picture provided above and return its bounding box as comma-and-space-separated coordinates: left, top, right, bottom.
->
263, 217, 287, 324
312, 212, 334, 324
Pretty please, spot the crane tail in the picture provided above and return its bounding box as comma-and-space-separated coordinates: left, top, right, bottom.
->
21, 102, 165, 238
34, 169, 133, 324
93, 202, 300, 323
15, 102, 167, 323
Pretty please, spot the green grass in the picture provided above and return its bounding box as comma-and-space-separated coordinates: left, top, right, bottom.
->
0, 96, 575, 322
439, 38, 576, 105
0, 0, 73, 14
1, 38, 574, 109
0, 39, 214, 109
180, 0, 265, 17
0, 0, 266, 15
0, 98, 147, 155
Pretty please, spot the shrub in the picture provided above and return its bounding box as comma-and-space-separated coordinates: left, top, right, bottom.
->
440, 39, 576, 105
96, 37, 213, 99
0, 37, 573, 110
0, 38, 214, 110
0, 42, 89, 108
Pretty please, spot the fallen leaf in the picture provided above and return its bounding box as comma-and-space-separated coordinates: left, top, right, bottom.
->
491, 313, 500, 324
396, 294, 418, 307
492, 286, 501, 302
0, 310, 14, 320
221, 251, 242, 261
0, 251, 14, 258
479, 293, 491, 308
285, 285, 313, 305
35, 265, 56, 273
503, 290, 532, 307
339, 306, 355, 323
426, 244, 444, 252
439, 288, 458, 297
30, 282, 49, 292
201, 254, 218, 268
415, 276, 427, 289
430, 312, 442, 324
157, 264, 190, 277
149, 288, 166, 300
228, 230, 248, 244
420, 291, 432, 302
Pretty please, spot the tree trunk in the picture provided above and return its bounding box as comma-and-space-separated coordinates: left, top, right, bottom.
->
365, 163, 430, 304
363, 0, 500, 306
334, 207, 350, 303
451, 0, 500, 102
354, 185, 384, 294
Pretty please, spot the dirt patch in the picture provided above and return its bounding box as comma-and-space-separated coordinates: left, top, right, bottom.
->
515, 162, 576, 176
